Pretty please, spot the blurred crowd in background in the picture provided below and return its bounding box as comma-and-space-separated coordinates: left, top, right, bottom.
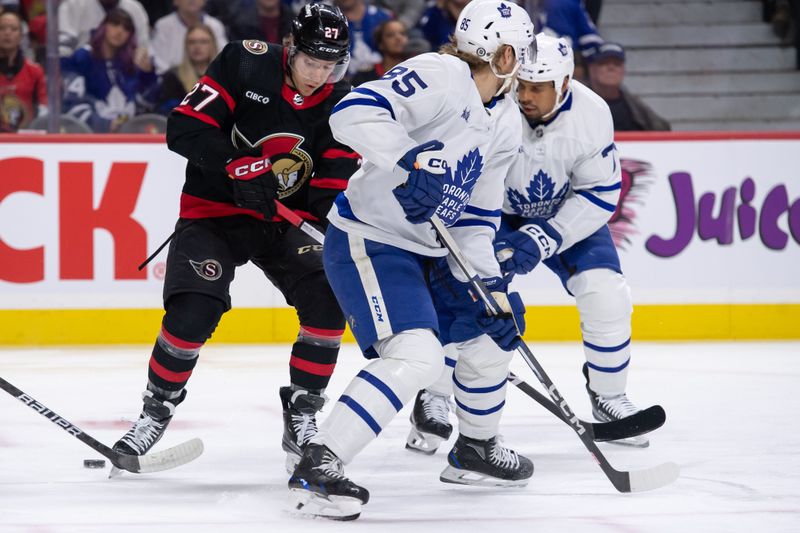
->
0, 0, 798, 133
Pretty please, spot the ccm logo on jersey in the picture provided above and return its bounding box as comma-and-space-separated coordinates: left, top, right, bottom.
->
245, 90, 270, 104
226, 156, 272, 180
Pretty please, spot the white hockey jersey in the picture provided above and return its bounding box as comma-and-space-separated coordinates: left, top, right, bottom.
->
504, 81, 621, 252
328, 52, 522, 280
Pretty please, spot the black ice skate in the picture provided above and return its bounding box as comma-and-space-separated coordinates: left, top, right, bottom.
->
113, 389, 186, 456
288, 443, 369, 521
280, 386, 326, 473
440, 434, 533, 487
583, 364, 649, 448
406, 389, 453, 454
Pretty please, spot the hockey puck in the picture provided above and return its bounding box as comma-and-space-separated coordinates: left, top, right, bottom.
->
83, 459, 106, 469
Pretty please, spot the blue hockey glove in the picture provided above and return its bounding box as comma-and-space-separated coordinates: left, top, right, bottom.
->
392, 140, 446, 224
475, 291, 526, 352
494, 221, 563, 275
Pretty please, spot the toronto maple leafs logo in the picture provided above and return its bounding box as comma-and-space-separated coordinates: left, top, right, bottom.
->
461, 107, 471, 123
557, 42, 569, 57
436, 149, 484, 224
497, 3, 512, 18
507, 169, 569, 219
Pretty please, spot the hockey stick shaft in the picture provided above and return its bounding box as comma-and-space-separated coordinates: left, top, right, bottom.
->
0, 376, 203, 474
275, 201, 326, 244
429, 215, 678, 492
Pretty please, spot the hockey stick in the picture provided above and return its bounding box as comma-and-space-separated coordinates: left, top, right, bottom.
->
0, 376, 204, 474
273, 200, 665, 443
429, 215, 679, 493
507, 372, 665, 443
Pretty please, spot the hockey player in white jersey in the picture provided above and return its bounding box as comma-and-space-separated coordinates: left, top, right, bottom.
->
287, 0, 536, 521
407, 34, 653, 454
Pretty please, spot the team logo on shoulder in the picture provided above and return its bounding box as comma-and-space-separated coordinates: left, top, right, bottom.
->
190, 259, 222, 281
243, 40, 268, 55
232, 127, 313, 198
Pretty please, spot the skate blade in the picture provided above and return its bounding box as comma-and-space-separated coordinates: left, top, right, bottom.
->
439, 465, 530, 487
405, 427, 445, 455
108, 466, 125, 479
605, 434, 650, 448
288, 488, 362, 521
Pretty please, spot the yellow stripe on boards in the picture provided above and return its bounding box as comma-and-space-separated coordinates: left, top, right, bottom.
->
0, 304, 798, 345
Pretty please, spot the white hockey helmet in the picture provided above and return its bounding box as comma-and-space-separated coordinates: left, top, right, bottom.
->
518, 33, 574, 112
454, 0, 536, 83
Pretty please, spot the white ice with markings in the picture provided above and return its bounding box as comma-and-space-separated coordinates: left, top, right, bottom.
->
1, 342, 798, 532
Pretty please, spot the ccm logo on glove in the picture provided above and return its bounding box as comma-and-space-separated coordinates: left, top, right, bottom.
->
226, 156, 272, 180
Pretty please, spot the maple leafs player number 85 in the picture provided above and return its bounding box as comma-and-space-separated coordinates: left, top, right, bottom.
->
382, 66, 429, 97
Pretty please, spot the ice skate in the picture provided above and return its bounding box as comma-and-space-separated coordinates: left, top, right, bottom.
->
110, 390, 185, 476
440, 434, 533, 487
406, 390, 453, 454
113, 389, 185, 456
280, 386, 326, 473
288, 443, 369, 521
584, 364, 649, 448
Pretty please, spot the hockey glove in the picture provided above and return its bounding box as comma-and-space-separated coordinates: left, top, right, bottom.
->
392, 140, 446, 224
475, 290, 526, 352
494, 221, 563, 275
225, 147, 280, 219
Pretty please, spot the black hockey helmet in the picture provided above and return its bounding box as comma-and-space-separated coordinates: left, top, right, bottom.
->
291, 3, 350, 63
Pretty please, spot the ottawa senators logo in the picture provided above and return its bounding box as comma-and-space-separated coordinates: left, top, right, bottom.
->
189, 259, 222, 281
242, 40, 268, 55
232, 127, 313, 198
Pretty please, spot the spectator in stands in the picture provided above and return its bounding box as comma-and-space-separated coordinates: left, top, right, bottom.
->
152, 0, 226, 74
583, 0, 601, 25
156, 23, 217, 114
373, 0, 425, 31
17, 0, 45, 61
351, 18, 408, 86
418, 0, 469, 51
532, 0, 603, 59
335, 0, 392, 75
585, 42, 670, 131
0, 9, 45, 131
58, 0, 150, 58
228, 0, 293, 44
61, 8, 157, 132
139, 0, 173, 25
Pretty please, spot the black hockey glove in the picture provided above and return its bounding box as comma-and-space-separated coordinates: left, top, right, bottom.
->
225, 147, 279, 219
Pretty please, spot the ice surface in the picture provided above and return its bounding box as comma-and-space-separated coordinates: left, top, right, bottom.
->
1, 342, 798, 532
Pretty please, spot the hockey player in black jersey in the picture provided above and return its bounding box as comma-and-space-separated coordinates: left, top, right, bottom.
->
112, 4, 360, 473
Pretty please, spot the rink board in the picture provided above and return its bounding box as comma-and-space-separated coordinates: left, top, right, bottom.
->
1, 132, 799, 344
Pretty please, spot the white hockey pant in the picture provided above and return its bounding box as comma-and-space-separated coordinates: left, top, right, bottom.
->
313, 328, 444, 464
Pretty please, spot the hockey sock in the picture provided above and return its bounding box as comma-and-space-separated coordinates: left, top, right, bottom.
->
289, 325, 344, 392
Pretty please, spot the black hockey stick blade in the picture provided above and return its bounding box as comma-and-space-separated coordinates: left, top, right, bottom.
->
0, 376, 203, 474
507, 373, 666, 442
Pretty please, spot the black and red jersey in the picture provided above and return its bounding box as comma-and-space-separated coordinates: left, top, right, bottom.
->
167, 40, 360, 224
